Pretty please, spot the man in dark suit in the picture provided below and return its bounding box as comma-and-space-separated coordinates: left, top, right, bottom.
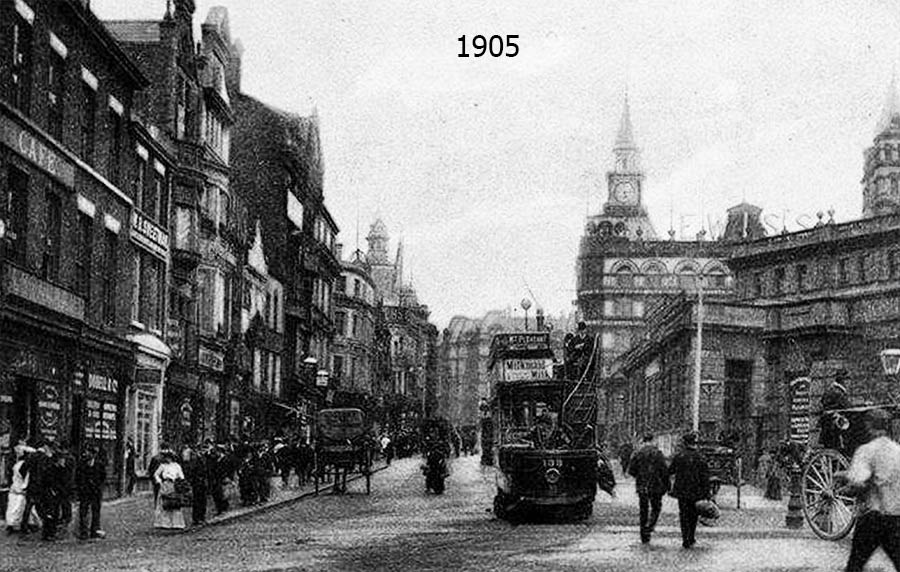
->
76, 443, 106, 539
669, 432, 710, 549
628, 433, 670, 543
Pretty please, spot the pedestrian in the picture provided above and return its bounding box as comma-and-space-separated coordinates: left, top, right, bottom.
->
669, 432, 710, 549
124, 438, 137, 495
153, 451, 186, 530
618, 441, 634, 477
55, 442, 76, 532
75, 443, 106, 540
756, 449, 773, 489
22, 440, 62, 540
381, 434, 393, 466
182, 445, 207, 526
5, 444, 35, 534
147, 444, 171, 503
628, 433, 670, 543
764, 448, 783, 501
206, 444, 229, 515
840, 408, 900, 572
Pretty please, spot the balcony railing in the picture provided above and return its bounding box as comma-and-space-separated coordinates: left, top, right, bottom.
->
3, 263, 84, 321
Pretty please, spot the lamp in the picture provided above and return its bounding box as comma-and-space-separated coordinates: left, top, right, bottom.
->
880, 349, 900, 376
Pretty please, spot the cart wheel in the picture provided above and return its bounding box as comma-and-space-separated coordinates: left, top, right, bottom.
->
802, 449, 856, 540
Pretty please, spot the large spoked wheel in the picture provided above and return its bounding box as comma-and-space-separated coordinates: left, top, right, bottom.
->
802, 448, 857, 540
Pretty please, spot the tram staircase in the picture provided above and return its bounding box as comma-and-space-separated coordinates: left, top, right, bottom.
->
561, 334, 601, 448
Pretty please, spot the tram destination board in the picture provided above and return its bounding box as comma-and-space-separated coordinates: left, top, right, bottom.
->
492, 332, 551, 352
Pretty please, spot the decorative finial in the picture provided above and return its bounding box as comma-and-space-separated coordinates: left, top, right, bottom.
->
668, 228, 676, 241
696, 229, 707, 241
815, 211, 825, 227
827, 207, 835, 224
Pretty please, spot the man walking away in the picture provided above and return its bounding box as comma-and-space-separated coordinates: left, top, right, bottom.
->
76, 443, 106, 540
840, 408, 900, 572
628, 433, 670, 543
124, 439, 137, 495
183, 445, 207, 526
618, 442, 634, 477
669, 432, 710, 549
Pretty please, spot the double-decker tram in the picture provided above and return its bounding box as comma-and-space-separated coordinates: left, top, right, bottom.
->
489, 331, 599, 521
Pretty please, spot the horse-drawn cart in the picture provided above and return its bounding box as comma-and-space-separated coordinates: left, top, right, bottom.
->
315, 407, 373, 495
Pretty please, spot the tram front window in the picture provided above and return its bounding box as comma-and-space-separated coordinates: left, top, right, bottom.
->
501, 399, 559, 448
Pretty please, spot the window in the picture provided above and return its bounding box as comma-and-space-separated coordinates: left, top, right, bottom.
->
891, 251, 900, 279
198, 268, 214, 334
858, 255, 867, 283
615, 266, 634, 287
11, 10, 33, 114
142, 170, 158, 221
134, 152, 147, 209
3, 166, 28, 265
135, 390, 156, 474
133, 251, 164, 331
796, 264, 807, 292
274, 356, 282, 396
354, 279, 361, 298
42, 191, 62, 281
175, 74, 186, 139
75, 213, 93, 301
336, 275, 346, 293
351, 314, 359, 337
109, 109, 124, 185
752, 272, 762, 297
155, 172, 168, 227
253, 349, 262, 389
838, 258, 849, 285
103, 229, 117, 324
335, 311, 346, 336
81, 82, 97, 164
47, 50, 65, 139
773, 267, 785, 295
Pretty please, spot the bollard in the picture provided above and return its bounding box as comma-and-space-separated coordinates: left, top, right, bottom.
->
785, 462, 804, 529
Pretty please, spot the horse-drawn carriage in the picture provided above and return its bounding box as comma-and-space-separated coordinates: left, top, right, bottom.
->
315, 407, 374, 495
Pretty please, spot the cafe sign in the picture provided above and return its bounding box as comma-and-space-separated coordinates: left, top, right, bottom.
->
0, 114, 75, 188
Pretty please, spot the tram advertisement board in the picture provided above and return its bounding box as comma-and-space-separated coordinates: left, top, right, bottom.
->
789, 377, 811, 445
502, 358, 553, 381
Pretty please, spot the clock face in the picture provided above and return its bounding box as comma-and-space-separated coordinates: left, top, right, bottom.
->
614, 182, 637, 204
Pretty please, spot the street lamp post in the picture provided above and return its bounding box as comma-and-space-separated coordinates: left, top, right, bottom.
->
521, 298, 532, 331
692, 273, 704, 433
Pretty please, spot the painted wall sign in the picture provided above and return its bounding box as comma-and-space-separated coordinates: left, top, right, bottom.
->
0, 114, 75, 188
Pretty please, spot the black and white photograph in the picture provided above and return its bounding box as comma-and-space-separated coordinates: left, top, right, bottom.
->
3, 1, 900, 570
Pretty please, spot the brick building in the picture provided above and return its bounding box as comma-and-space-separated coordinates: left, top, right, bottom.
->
332, 247, 378, 407
0, 0, 174, 496
230, 75, 340, 441
108, 2, 249, 447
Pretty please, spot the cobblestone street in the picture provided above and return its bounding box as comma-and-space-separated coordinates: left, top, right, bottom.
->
2, 456, 893, 572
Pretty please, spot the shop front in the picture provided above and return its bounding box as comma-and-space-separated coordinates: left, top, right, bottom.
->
127, 333, 169, 480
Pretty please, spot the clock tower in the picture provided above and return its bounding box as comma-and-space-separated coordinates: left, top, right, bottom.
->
862, 74, 900, 218
587, 95, 657, 240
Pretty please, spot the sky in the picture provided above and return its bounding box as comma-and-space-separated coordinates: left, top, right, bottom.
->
92, 0, 900, 327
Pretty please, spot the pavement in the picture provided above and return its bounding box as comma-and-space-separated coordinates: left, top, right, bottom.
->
0, 455, 893, 572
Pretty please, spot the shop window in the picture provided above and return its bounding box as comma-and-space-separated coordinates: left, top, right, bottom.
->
75, 213, 93, 302
11, 10, 33, 114
135, 390, 156, 474
3, 165, 28, 266
47, 50, 65, 139
41, 191, 62, 281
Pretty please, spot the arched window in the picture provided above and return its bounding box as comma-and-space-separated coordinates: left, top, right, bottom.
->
643, 262, 666, 288
676, 262, 699, 290
615, 265, 635, 287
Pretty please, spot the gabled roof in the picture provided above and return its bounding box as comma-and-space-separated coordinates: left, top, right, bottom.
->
105, 20, 162, 44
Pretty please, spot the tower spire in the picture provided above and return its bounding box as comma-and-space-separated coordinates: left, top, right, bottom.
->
878, 68, 900, 134
615, 91, 636, 149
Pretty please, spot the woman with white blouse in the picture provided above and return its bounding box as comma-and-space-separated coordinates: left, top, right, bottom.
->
153, 452, 186, 530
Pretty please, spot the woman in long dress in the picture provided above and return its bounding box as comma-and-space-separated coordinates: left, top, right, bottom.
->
153, 452, 186, 530
5, 445, 35, 534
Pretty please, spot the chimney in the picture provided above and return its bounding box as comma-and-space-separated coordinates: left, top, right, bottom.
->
335, 243, 343, 261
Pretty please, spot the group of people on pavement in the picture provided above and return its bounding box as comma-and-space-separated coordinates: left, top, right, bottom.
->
4, 439, 107, 541
626, 431, 711, 548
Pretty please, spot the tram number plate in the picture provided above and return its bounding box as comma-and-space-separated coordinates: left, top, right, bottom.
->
543, 458, 562, 468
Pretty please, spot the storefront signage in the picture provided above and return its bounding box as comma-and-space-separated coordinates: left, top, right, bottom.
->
790, 377, 811, 444
0, 114, 75, 188
130, 210, 169, 260
8, 347, 66, 382
198, 346, 225, 372
88, 373, 118, 394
